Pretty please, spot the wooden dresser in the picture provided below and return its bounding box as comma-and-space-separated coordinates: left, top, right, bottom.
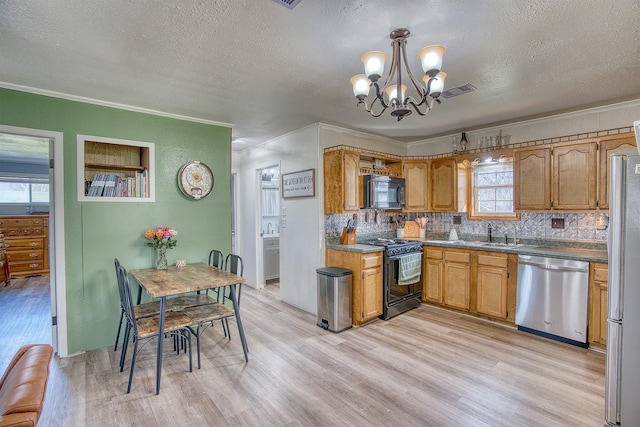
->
0, 215, 49, 278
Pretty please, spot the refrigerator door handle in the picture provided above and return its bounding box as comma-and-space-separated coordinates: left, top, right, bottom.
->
608, 155, 625, 321
605, 320, 622, 425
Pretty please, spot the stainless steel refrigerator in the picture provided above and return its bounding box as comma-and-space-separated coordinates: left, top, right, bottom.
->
605, 149, 640, 426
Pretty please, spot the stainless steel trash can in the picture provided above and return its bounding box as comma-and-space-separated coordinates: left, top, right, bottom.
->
316, 267, 352, 332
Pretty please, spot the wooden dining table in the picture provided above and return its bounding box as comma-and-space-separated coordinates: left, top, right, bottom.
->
130, 262, 248, 394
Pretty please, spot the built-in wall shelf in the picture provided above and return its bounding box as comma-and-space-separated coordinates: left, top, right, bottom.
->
84, 162, 146, 172
77, 135, 155, 202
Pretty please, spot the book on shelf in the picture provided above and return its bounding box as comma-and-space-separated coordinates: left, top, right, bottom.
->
88, 173, 106, 197
85, 170, 148, 198
102, 174, 116, 197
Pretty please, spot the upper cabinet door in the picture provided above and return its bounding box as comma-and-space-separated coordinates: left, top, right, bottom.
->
514, 146, 551, 210
552, 142, 597, 210
343, 152, 361, 212
429, 158, 457, 212
403, 161, 429, 212
598, 135, 637, 209
323, 150, 360, 213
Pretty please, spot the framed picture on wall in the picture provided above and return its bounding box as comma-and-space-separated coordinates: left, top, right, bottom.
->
281, 168, 315, 199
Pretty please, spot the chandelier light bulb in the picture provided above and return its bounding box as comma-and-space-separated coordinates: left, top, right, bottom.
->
418, 45, 445, 77
361, 51, 387, 82
350, 74, 371, 99
425, 71, 446, 97
384, 84, 407, 104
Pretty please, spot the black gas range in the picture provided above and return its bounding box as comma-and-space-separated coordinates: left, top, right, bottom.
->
364, 238, 423, 319
364, 238, 423, 256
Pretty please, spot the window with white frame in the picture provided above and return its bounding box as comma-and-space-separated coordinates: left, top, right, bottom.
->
0, 177, 49, 204
470, 158, 517, 218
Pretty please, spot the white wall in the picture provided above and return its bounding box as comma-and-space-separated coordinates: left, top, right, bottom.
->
318, 124, 406, 154
233, 124, 322, 313
234, 123, 402, 314
407, 99, 640, 156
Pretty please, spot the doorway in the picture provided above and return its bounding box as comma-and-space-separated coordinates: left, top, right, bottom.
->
258, 164, 280, 290
0, 125, 66, 356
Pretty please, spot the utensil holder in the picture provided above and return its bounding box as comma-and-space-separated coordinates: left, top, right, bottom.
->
396, 228, 404, 238
340, 227, 356, 245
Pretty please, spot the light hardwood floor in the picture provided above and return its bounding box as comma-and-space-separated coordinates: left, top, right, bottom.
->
1, 277, 605, 426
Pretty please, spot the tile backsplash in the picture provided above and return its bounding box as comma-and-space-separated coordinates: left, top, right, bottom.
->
325, 210, 609, 242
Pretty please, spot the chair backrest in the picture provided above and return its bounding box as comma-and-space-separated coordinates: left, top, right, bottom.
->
208, 249, 225, 269
118, 264, 139, 336
225, 254, 244, 277
114, 258, 125, 309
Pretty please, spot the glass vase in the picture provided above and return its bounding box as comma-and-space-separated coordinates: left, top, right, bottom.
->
156, 247, 168, 270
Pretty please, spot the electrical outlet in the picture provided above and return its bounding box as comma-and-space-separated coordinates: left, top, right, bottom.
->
551, 218, 565, 229
453, 215, 462, 225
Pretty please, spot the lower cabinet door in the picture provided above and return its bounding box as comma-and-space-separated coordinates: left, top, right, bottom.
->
361, 267, 382, 321
424, 257, 444, 303
476, 265, 508, 318
443, 262, 470, 310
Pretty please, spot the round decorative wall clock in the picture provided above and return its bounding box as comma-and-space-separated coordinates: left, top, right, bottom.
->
177, 161, 214, 199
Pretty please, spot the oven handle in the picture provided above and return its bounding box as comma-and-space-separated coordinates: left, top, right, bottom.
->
387, 251, 423, 261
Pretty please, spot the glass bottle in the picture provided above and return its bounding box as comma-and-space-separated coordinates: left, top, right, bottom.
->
460, 132, 468, 151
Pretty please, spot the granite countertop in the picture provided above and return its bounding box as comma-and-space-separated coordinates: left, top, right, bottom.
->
327, 238, 607, 263
326, 242, 384, 253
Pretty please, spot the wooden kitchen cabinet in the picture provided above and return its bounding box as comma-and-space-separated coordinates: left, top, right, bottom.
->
0, 215, 49, 278
514, 146, 552, 210
514, 140, 597, 210
423, 248, 444, 303
552, 141, 597, 210
326, 248, 383, 325
443, 250, 470, 310
429, 158, 457, 212
598, 134, 637, 209
403, 160, 429, 212
589, 262, 608, 346
476, 253, 509, 319
324, 150, 360, 213
423, 246, 517, 323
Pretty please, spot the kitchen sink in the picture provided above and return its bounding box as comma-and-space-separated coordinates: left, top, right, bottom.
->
476, 242, 524, 248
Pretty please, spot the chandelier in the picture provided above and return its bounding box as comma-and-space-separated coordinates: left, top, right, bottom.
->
350, 28, 446, 121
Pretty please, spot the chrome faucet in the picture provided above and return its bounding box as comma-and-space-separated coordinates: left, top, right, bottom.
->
487, 223, 492, 242
267, 222, 272, 234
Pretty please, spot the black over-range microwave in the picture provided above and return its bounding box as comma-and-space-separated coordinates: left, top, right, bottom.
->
362, 175, 406, 209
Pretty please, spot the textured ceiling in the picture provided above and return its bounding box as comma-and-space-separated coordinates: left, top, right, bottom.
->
1, 0, 639, 151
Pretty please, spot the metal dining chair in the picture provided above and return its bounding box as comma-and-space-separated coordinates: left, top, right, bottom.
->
224, 253, 244, 305
214, 254, 245, 341
113, 259, 163, 354
117, 262, 194, 393
208, 249, 224, 269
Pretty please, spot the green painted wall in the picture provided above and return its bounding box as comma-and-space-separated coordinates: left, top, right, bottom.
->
0, 88, 232, 354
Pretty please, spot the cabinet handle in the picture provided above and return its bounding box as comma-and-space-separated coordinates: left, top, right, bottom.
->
30, 242, 38, 246
29, 263, 38, 268
30, 253, 39, 258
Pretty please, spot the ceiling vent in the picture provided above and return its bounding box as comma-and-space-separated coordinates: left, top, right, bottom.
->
272, 0, 303, 10
441, 83, 477, 99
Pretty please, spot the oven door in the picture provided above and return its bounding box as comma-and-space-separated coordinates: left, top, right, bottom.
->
387, 252, 423, 304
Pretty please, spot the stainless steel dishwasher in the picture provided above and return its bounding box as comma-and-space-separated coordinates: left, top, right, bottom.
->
516, 254, 589, 347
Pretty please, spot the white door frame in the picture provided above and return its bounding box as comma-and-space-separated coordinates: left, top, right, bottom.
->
256, 163, 280, 289
0, 124, 67, 357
